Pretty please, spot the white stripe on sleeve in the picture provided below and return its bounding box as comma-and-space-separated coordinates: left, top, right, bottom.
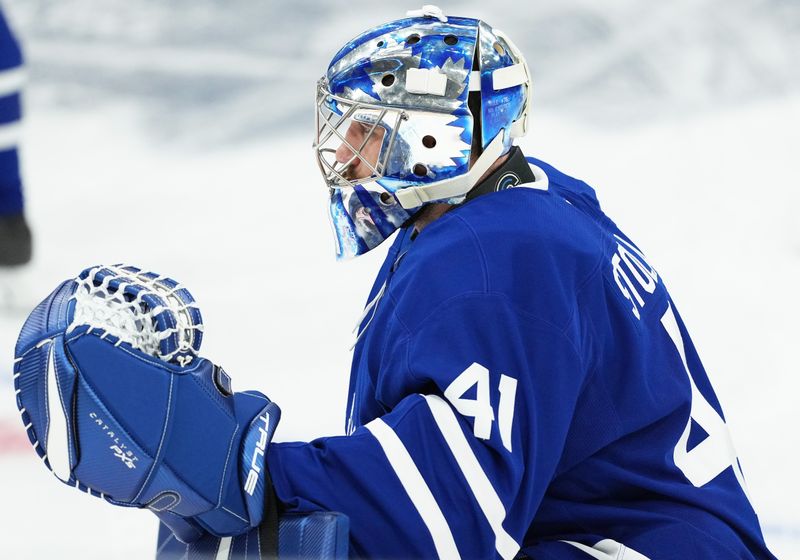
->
0, 67, 25, 97
366, 417, 461, 559
0, 122, 21, 151
424, 394, 520, 560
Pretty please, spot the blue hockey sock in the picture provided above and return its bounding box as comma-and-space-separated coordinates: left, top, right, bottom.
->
0, 148, 23, 216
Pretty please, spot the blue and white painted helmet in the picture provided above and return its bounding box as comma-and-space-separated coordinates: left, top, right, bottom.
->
315, 5, 532, 259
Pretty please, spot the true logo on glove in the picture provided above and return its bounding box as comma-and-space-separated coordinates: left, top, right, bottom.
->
244, 412, 271, 496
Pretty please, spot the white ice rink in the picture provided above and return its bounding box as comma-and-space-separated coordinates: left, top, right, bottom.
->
1, 1, 798, 557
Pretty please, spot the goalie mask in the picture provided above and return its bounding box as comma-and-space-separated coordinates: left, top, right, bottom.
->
315, 6, 532, 259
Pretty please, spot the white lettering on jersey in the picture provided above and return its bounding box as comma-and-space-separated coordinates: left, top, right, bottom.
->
661, 303, 750, 499
611, 235, 659, 320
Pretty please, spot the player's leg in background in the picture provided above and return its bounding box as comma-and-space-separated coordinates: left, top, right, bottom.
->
0, 5, 31, 270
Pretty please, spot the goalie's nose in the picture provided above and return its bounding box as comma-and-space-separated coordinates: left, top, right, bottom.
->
335, 122, 363, 164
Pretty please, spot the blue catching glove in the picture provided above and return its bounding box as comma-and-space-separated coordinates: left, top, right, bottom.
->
13, 265, 280, 544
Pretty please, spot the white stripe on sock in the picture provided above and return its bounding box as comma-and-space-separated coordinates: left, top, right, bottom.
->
0, 67, 24, 97
0, 122, 21, 151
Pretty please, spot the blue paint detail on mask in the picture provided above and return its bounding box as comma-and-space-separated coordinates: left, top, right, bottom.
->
329, 188, 372, 258
353, 185, 397, 239
319, 12, 531, 258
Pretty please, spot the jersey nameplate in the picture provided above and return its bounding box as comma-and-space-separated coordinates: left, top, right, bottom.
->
611, 234, 659, 320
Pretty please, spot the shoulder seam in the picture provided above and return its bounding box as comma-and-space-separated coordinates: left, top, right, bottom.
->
451, 212, 490, 293
403, 291, 585, 384
560, 213, 609, 340
388, 213, 489, 334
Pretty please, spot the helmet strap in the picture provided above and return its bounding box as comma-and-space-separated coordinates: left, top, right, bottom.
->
493, 29, 532, 139
394, 131, 506, 209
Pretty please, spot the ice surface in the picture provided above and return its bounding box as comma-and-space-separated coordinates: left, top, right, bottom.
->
0, 0, 797, 557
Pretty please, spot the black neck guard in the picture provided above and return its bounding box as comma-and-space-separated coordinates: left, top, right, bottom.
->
464, 146, 534, 204
407, 146, 535, 237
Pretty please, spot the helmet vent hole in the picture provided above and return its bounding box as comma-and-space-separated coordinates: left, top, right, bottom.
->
406, 34, 421, 45
413, 163, 428, 176
493, 42, 505, 56
379, 192, 394, 205
381, 74, 395, 87
422, 135, 437, 148
444, 35, 458, 46
376, 40, 385, 47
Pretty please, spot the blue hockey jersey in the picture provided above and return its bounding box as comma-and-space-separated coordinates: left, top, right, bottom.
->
266, 157, 775, 559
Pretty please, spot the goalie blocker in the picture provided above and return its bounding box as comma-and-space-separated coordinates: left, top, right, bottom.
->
13, 265, 283, 551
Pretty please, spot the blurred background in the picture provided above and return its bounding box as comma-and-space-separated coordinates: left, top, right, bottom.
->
0, 0, 797, 557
